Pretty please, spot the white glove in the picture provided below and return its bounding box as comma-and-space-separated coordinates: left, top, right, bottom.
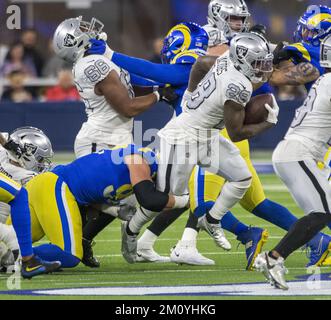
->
97, 32, 114, 60
265, 94, 279, 124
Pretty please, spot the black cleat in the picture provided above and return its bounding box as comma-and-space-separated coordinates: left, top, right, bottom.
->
21, 255, 61, 279
82, 238, 100, 268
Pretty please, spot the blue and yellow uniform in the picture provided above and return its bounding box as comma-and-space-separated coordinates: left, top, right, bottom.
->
285, 42, 325, 91
26, 145, 157, 268
0, 172, 34, 258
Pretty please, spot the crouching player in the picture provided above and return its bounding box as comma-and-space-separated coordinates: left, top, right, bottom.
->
0, 129, 60, 278
24, 144, 188, 267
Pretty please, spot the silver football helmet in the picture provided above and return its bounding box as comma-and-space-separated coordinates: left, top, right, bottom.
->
207, 0, 250, 39
229, 32, 274, 83
320, 34, 331, 68
9, 127, 54, 173
53, 16, 104, 62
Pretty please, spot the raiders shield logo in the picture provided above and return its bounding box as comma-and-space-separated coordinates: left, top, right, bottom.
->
63, 33, 77, 47
212, 3, 221, 16
236, 45, 248, 59
24, 143, 37, 156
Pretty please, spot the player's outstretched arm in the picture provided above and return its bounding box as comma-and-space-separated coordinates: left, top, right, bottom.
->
112, 53, 191, 86
224, 100, 275, 142
125, 155, 188, 212
95, 70, 158, 117
269, 61, 320, 86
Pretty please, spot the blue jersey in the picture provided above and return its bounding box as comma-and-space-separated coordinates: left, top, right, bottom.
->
52, 145, 157, 206
285, 42, 325, 91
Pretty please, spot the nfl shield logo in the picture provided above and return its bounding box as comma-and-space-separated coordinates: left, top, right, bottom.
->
236, 45, 248, 59
63, 34, 77, 47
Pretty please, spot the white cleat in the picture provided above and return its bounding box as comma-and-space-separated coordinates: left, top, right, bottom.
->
170, 241, 215, 266
254, 252, 289, 290
198, 216, 231, 251
136, 248, 170, 263
121, 221, 137, 264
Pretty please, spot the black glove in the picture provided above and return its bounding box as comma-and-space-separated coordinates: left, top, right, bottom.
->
273, 41, 292, 65
250, 24, 267, 37
157, 86, 179, 104
3, 139, 22, 159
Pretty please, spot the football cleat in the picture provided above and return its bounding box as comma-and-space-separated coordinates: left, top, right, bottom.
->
121, 221, 138, 264
170, 241, 215, 265
305, 233, 331, 267
82, 238, 100, 268
136, 248, 170, 263
21, 255, 61, 279
236, 227, 269, 271
198, 216, 231, 250
254, 252, 289, 290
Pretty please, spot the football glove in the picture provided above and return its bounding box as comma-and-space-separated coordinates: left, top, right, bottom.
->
155, 86, 179, 104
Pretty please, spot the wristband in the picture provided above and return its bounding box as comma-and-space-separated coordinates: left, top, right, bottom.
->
153, 91, 160, 102
173, 194, 189, 209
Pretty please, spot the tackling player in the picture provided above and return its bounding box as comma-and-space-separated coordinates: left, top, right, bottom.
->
23, 144, 188, 267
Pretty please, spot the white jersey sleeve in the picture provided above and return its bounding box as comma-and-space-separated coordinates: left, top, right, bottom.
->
203, 24, 227, 47
0, 147, 36, 185
160, 53, 252, 143
73, 54, 135, 139
285, 73, 331, 160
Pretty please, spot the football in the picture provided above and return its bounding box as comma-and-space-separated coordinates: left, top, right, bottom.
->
244, 93, 273, 125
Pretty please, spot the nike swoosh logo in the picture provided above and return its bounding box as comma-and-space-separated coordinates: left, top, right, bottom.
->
25, 265, 42, 272
175, 252, 180, 257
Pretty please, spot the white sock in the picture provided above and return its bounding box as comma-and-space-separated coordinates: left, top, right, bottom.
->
0, 224, 19, 251
138, 229, 158, 249
209, 179, 251, 220
128, 207, 158, 234
181, 228, 198, 242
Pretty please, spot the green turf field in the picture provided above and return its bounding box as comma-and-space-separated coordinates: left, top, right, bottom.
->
0, 153, 330, 300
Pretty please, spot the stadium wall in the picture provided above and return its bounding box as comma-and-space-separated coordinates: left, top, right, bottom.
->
0, 100, 302, 151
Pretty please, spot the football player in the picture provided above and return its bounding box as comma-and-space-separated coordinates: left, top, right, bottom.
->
0, 127, 60, 278
23, 144, 188, 267
174, 2, 331, 269
119, 32, 279, 264
0, 127, 54, 272
254, 34, 331, 290
53, 16, 177, 267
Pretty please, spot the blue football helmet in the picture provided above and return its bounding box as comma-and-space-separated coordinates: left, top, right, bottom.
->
294, 5, 331, 46
161, 22, 209, 64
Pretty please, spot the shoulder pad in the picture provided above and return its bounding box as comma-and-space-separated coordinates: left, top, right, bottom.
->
285, 43, 311, 62
171, 50, 203, 65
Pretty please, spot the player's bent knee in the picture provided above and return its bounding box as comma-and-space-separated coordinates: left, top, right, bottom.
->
237, 176, 252, 189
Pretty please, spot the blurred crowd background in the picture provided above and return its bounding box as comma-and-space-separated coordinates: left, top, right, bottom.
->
0, 0, 329, 103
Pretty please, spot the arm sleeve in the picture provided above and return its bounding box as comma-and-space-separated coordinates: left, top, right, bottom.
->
112, 52, 191, 86
129, 73, 163, 87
